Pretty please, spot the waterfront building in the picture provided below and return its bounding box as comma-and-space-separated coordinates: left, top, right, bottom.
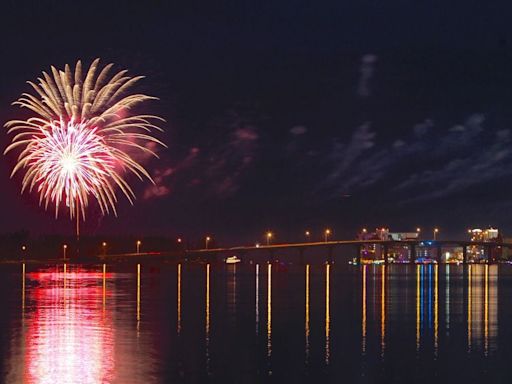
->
468, 227, 502, 262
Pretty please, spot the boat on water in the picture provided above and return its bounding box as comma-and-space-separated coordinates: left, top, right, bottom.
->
225, 256, 241, 264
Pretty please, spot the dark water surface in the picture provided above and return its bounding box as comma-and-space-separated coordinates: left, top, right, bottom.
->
1, 261, 511, 383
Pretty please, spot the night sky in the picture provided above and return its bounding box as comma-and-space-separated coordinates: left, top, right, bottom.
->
1, 0, 512, 244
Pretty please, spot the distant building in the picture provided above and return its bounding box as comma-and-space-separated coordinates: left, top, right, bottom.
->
357, 228, 419, 241
468, 227, 502, 262
357, 228, 419, 262
469, 228, 500, 242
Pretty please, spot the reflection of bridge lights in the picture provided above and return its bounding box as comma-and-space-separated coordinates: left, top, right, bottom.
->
361, 265, 367, 355
177, 264, 182, 334
23, 267, 115, 383
305, 264, 310, 364
325, 264, 330, 364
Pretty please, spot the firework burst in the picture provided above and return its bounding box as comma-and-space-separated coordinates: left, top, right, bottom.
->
4, 58, 165, 220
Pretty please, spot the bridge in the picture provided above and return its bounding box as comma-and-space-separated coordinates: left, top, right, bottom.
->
101, 239, 512, 264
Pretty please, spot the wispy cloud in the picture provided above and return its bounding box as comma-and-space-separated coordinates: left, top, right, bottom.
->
317, 114, 512, 202
143, 167, 173, 199
142, 109, 260, 201
357, 54, 378, 98
290, 125, 307, 135
327, 122, 376, 181
142, 147, 200, 200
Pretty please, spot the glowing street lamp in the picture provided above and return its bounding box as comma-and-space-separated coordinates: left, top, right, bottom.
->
324, 229, 331, 243
434, 228, 439, 240
63, 244, 68, 260
305, 230, 311, 242
136, 240, 142, 254
102, 242, 107, 256
205, 236, 211, 249
266, 231, 273, 246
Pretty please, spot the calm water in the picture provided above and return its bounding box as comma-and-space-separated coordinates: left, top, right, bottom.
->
1, 261, 512, 383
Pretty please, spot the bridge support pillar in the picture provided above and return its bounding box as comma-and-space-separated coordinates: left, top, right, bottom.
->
462, 246, 468, 264
410, 244, 416, 264
436, 246, 442, 264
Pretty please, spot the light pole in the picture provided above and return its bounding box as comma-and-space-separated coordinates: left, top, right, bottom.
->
324, 229, 331, 243
102, 242, 107, 256
21, 245, 26, 261
434, 228, 439, 240
266, 231, 273, 246
305, 230, 311, 242
63, 244, 68, 260
136, 240, 142, 254
205, 236, 211, 249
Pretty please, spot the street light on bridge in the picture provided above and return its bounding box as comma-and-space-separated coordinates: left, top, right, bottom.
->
434, 228, 439, 240
266, 231, 273, 246
324, 229, 331, 243
205, 236, 211, 249
136, 240, 142, 254
305, 230, 311, 241
63, 244, 68, 260
102, 242, 107, 256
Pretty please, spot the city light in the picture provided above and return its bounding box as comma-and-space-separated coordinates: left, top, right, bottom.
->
205, 236, 211, 249
136, 240, 142, 254
434, 228, 439, 240
324, 229, 331, 242
63, 244, 68, 260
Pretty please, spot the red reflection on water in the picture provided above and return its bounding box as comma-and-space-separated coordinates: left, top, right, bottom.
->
23, 266, 115, 384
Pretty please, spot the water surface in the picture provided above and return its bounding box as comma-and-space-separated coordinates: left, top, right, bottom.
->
1, 261, 511, 383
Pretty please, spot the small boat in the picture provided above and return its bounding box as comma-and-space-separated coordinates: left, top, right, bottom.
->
226, 256, 241, 264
